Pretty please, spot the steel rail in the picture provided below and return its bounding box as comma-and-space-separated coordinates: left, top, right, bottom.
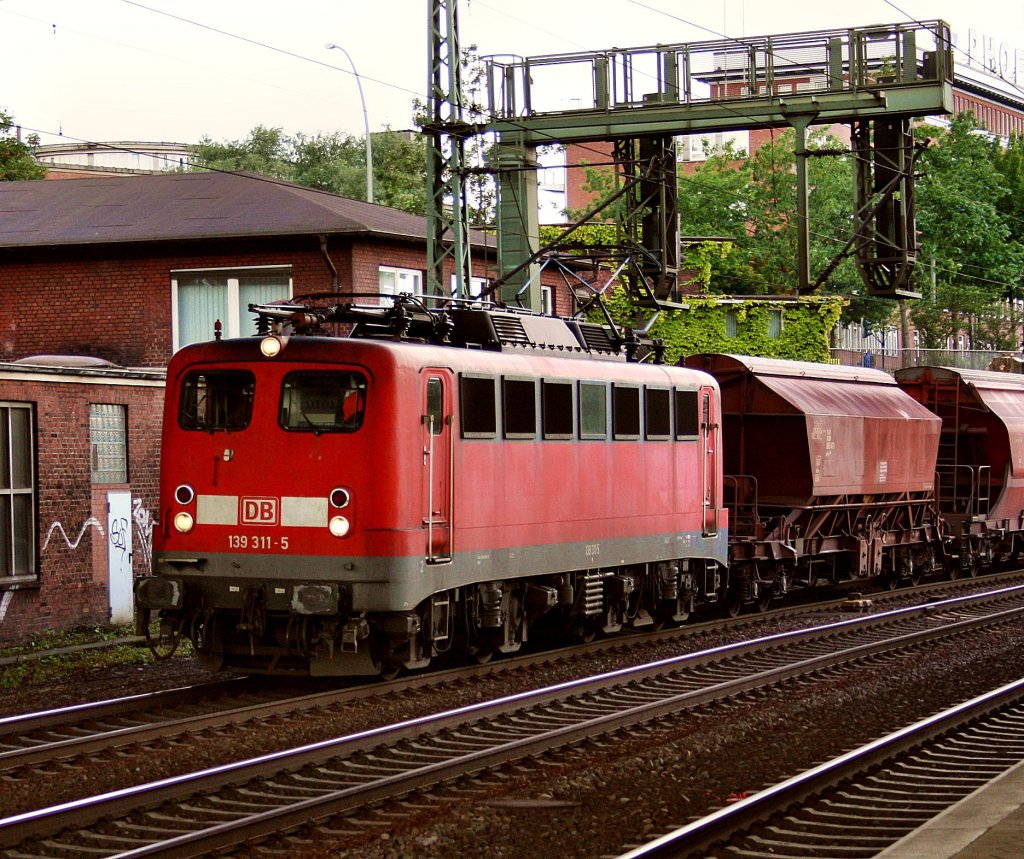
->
0, 583, 908, 772
1, 572, 1018, 776
3, 586, 1024, 856
618, 677, 1024, 859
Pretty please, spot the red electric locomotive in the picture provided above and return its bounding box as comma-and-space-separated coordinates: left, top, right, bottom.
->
136, 298, 729, 676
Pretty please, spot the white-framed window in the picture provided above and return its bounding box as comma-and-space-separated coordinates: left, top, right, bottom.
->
449, 274, 490, 301
541, 285, 554, 316
379, 266, 423, 304
0, 403, 35, 582
90, 404, 128, 484
171, 266, 292, 351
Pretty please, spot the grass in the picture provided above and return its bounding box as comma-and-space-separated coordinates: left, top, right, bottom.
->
0, 623, 193, 690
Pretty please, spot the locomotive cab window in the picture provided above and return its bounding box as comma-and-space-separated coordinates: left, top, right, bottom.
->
460, 375, 497, 438
675, 388, 700, 438
503, 377, 537, 439
645, 387, 671, 440
579, 382, 608, 439
179, 370, 255, 432
612, 384, 641, 439
279, 371, 366, 434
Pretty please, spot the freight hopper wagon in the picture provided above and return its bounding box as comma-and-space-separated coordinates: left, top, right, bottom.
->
896, 366, 1024, 575
686, 355, 943, 608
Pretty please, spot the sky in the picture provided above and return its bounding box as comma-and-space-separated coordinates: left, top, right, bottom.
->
2, 0, 1023, 150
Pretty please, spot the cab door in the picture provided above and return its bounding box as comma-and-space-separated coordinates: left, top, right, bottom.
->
423, 371, 453, 562
700, 386, 720, 536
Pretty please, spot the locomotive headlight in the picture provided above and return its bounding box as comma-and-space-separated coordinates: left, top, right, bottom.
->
330, 487, 351, 509
260, 334, 288, 358
174, 484, 195, 505
173, 511, 195, 533
328, 515, 350, 538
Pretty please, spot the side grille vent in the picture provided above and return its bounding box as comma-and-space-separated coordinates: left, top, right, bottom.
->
489, 314, 533, 347
572, 322, 620, 354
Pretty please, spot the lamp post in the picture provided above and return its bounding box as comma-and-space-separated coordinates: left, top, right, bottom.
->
325, 42, 373, 204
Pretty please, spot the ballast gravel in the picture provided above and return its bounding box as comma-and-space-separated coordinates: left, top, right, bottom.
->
0, 591, 1020, 858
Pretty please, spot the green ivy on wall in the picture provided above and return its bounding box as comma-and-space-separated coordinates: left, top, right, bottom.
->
601, 289, 847, 364
535, 227, 847, 364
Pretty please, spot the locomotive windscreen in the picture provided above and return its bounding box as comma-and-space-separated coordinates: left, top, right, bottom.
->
179, 370, 255, 431
279, 371, 367, 433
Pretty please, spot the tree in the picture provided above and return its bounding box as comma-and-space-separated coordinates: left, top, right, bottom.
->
191, 125, 428, 214
910, 114, 1024, 349
0, 111, 45, 181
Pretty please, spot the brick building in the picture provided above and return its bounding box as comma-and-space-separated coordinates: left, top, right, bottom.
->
0, 361, 164, 639
0, 170, 557, 640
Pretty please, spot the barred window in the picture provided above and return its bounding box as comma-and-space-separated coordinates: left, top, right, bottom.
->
0, 404, 35, 581
90, 404, 128, 483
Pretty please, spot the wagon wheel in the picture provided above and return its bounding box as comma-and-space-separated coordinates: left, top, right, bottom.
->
755, 587, 773, 613
908, 558, 924, 586
961, 544, 979, 578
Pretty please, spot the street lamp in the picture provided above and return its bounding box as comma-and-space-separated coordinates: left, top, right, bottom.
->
325, 42, 373, 204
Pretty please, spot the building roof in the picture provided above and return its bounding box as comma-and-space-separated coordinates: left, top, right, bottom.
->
0, 170, 449, 250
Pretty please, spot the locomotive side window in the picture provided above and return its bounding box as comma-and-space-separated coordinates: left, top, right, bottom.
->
542, 380, 574, 439
579, 382, 607, 439
460, 375, 497, 438
612, 385, 641, 439
675, 388, 699, 438
179, 370, 255, 432
645, 387, 671, 440
279, 371, 366, 434
503, 378, 537, 439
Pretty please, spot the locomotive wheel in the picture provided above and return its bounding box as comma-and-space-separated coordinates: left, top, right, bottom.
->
576, 619, 599, 643
755, 588, 773, 613
724, 591, 743, 618
378, 661, 402, 681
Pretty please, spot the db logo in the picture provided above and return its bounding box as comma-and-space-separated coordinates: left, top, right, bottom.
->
240, 497, 279, 526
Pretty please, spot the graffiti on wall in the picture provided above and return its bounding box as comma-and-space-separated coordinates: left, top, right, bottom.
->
41, 497, 155, 563
132, 497, 154, 570
3, 498, 158, 628
42, 517, 105, 551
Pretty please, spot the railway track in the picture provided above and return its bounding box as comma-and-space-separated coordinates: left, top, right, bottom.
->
620, 677, 1024, 858
3, 584, 1024, 857
0, 573, 1015, 781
